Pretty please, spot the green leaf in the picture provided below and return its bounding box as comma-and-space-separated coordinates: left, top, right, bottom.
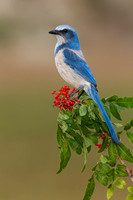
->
58, 112, 70, 121
75, 115, 81, 125
81, 115, 94, 129
107, 184, 114, 200
83, 175, 95, 200
87, 145, 91, 153
98, 162, 111, 174
114, 122, 123, 128
128, 187, 133, 193
114, 178, 126, 189
104, 104, 111, 119
108, 141, 117, 166
84, 137, 92, 148
116, 164, 126, 170
84, 136, 98, 147
126, 194, 133, 200
104, 156, 115, 167
72, 102, 80, 112
61, 121, 68, 132
81, 126, 92, 137
88, 107, 95, 119
106, 95, 119, 102
117, 143, 133, 163
91, 164, 97, 171
95, 170, 108, 186
81, 143, 88, 172
101, 97, 106, 103
109, 103, 122, 120
57, 140, 71, 174
126, 132, 133, 144
100, 155, 108, 164
124, 123, 131, 130
106, 169, 115, 181
115, 97, 133, 108
56, 126, 63, 146
130, 119, 133, 126
98, 136, 108, 153
79, 105, 87, 116
68, 138, 82, 155
67, 129, 83, 147
65, 117, 79, 130
116, 164, 128, 177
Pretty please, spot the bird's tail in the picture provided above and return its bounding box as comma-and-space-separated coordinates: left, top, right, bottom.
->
85, 86, 120, 145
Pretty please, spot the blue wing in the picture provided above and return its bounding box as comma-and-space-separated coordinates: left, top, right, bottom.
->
63, 49, 97, 88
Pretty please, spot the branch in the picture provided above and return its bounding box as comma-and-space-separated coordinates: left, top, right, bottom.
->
118, 155, 133, 182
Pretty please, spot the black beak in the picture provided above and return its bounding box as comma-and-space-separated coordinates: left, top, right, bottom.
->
49, 30, 59, 35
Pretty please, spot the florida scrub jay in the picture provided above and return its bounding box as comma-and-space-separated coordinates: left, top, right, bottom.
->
49, 25, 120, 145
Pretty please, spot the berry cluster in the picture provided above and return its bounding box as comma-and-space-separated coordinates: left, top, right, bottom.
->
52, 85, 80, 111
95, 133, 106, 148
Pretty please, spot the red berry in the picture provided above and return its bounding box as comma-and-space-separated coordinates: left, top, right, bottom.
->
98, 144, 101, 148
57, 92, 61, 95
55, 95, 59, 99
52, 90, 56, 94
103, 133, 106, 136
129, 169, 132, 173
95, 143, 101, 148
71, 88, 75, 92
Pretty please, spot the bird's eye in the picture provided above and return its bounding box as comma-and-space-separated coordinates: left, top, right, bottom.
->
62, 29, 68, 33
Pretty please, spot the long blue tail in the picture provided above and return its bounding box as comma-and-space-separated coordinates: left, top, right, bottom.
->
85, 86, 120, 145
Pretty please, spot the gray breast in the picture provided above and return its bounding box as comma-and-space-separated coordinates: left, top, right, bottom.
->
55, 49, 89, 89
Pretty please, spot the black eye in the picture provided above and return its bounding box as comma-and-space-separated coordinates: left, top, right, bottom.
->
62, 29, 68, 33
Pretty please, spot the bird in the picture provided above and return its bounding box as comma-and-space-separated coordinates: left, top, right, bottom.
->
49, 25, 120, 145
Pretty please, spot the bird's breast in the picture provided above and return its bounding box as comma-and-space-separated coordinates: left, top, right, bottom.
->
55, 49, 89, 88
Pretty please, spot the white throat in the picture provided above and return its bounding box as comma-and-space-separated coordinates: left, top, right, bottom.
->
56, 35, 66, 46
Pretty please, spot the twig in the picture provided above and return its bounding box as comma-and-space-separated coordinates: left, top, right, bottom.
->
118, 155, 133, 182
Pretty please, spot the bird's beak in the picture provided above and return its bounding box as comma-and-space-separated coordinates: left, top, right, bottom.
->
49, 30, 59, 35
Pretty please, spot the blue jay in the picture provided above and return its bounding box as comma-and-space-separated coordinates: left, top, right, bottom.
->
49, 25, 120, 145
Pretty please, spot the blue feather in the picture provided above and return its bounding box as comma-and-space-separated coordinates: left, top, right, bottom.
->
85, 86, 120, 145
55, 42, 80, 56
63, 49, 97, 88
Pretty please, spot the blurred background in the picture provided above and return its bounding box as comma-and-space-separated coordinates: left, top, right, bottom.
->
0, 0, 133, 199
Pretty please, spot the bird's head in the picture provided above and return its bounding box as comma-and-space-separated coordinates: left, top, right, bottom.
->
49, 25, 80, 46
